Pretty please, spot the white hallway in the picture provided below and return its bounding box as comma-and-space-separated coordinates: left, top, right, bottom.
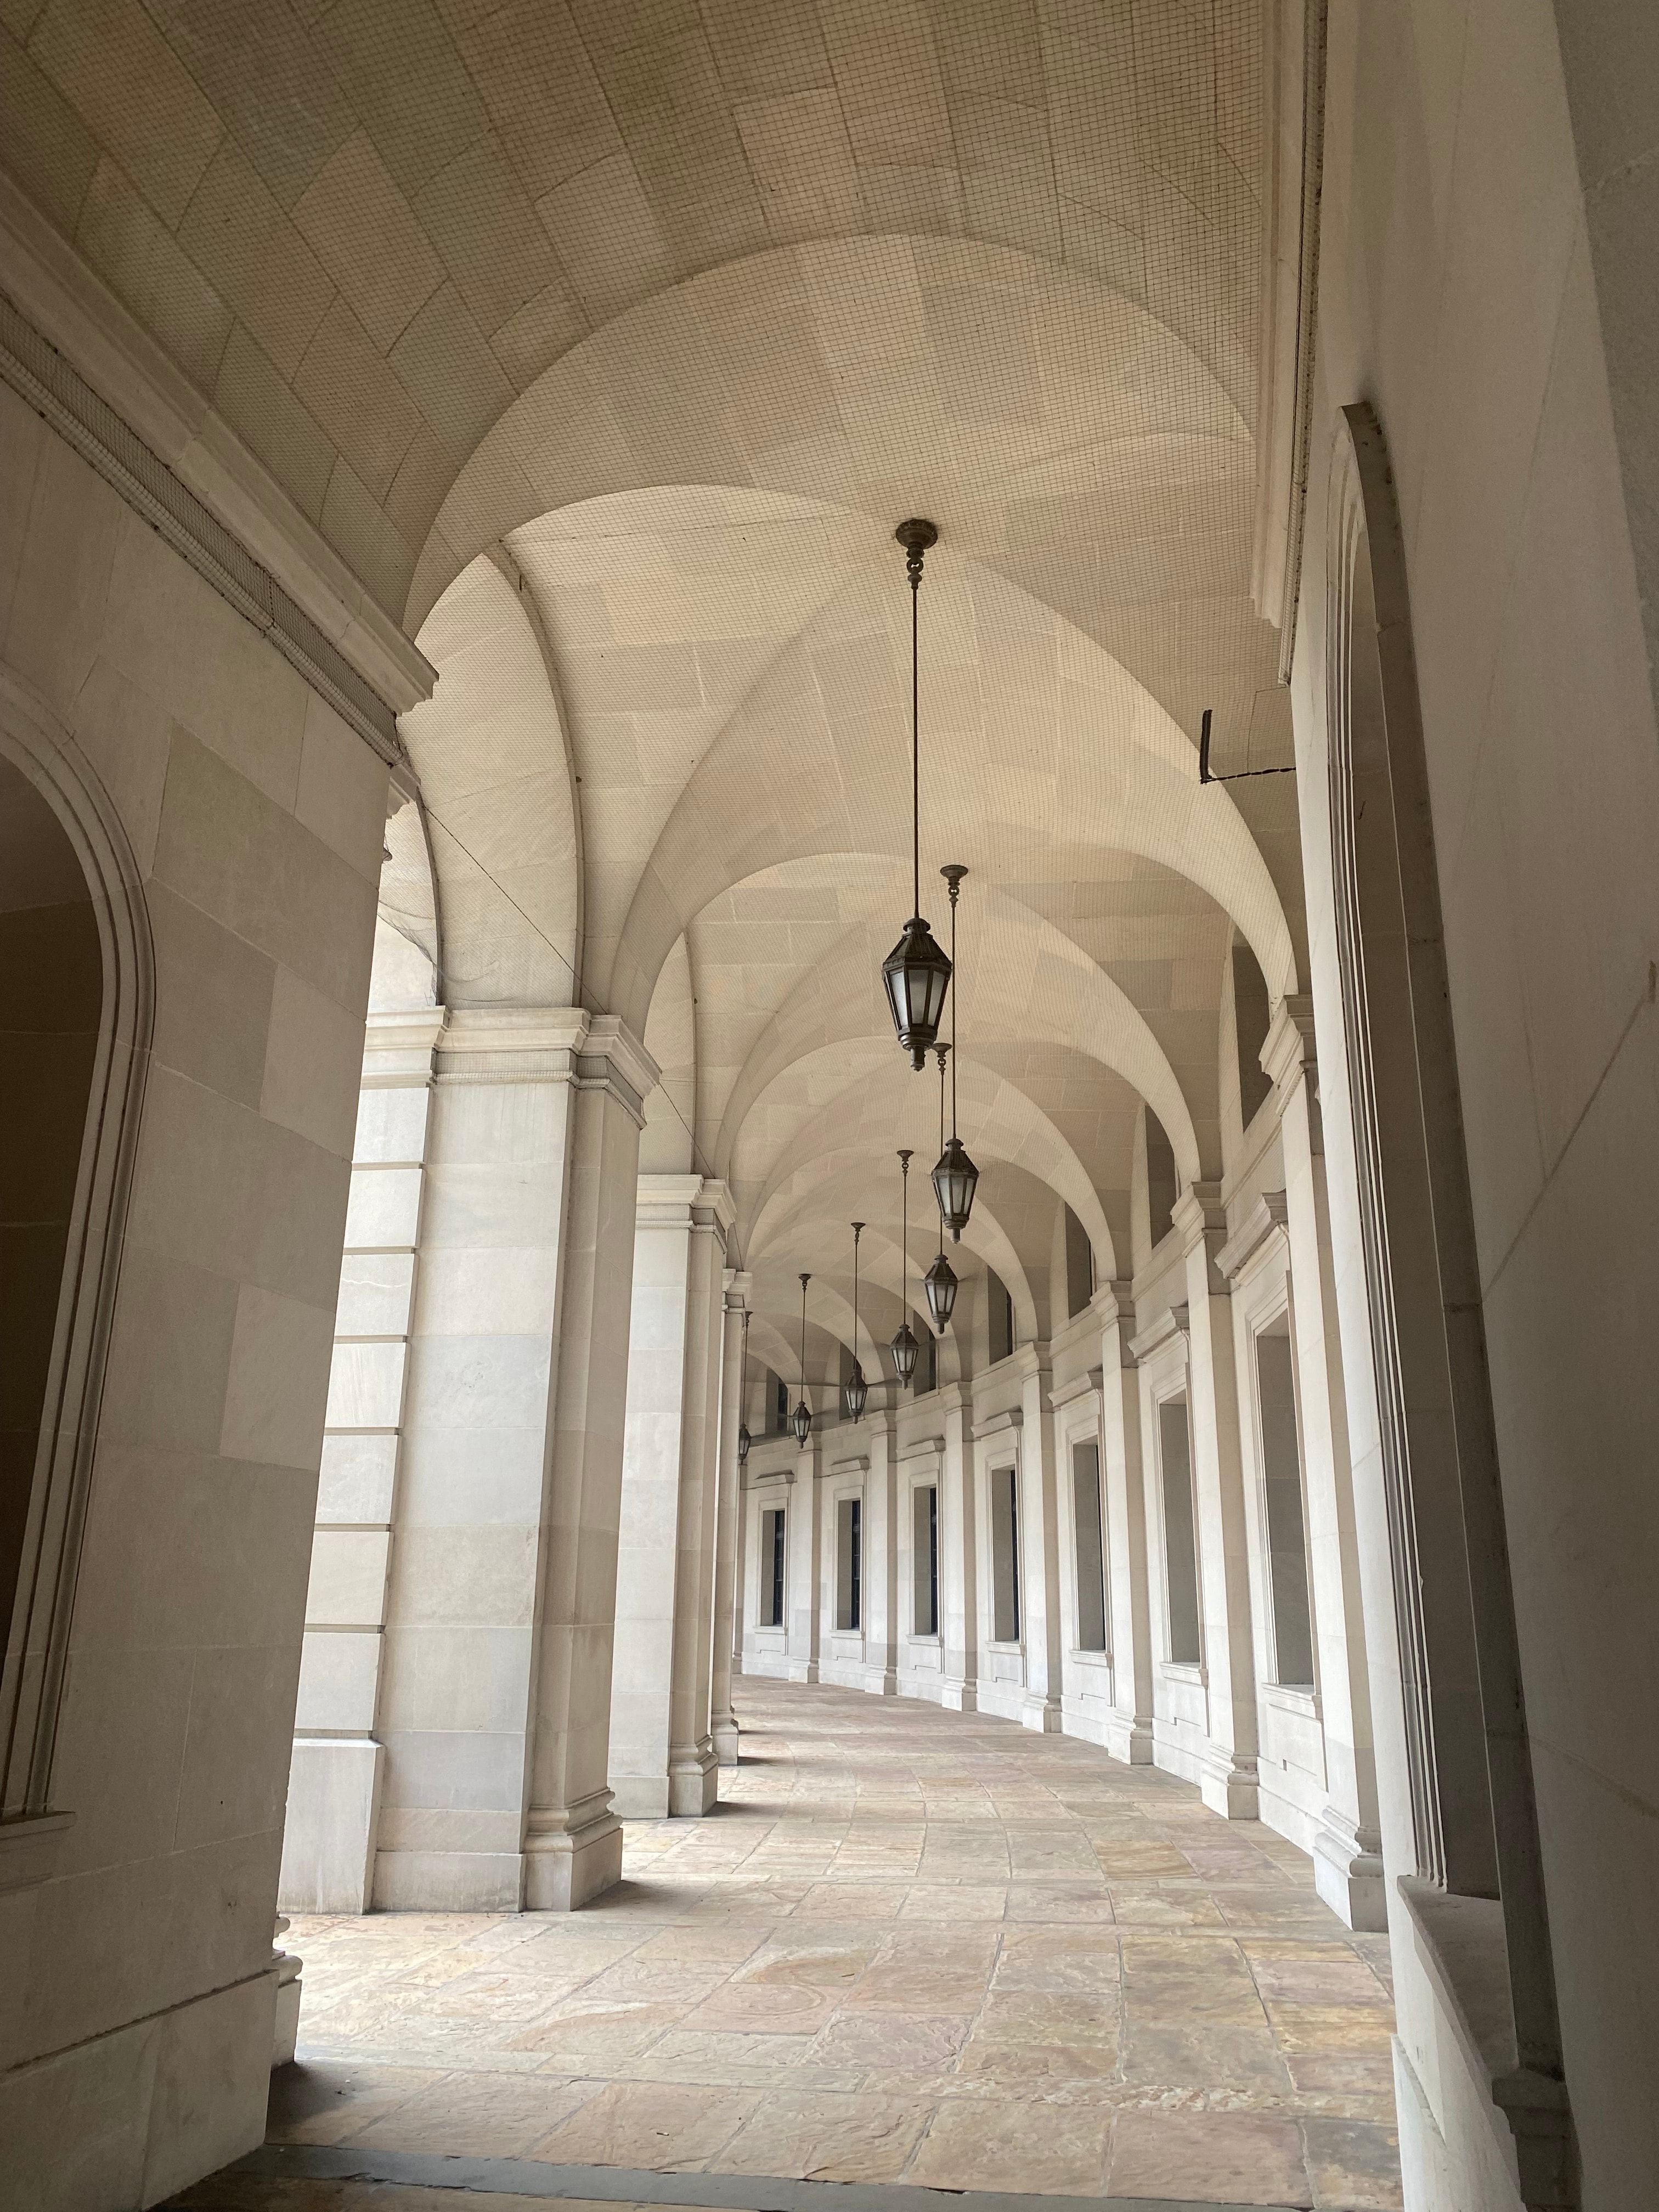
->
1, 1, 1655, 2210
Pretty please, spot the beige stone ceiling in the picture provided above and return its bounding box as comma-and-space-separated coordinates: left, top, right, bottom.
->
5, 0, 1306, 1368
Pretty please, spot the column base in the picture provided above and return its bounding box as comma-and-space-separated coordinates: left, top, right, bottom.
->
785, 1658, 819, 1683
668, 1740, 719, 1816
1020, 1694, 1063, 1733
712, 1712, 740, 1765
1313, 1807, 1387, 1931
1104, 1716, 1156, 1765
523, 1793, 623, 1911
940, 1678, 978, 1713
1198, 1748, 1260, 1820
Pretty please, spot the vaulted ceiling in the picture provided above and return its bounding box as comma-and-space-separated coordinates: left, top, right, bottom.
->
3, 0, 1306, 1392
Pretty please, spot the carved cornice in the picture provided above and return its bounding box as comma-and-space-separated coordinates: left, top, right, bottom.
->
898, 1434, 946, 1463
1215, 1190, 1290, 1283
1048, 1366, 1104, 1414
1127, 1304, 1192, 1367
972, 1406, 1024, 1442
1262, 995, 1317, 1097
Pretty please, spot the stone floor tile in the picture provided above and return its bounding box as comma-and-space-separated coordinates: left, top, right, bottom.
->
718, 2090, 937, 2180
265, 2062, 441, 2146
1249, 1953, 1393, 2006
344, 2069, 595, 2156
1106, 2109, 1313, 2205
1120, 2021, 1295, 2092
1304, 2117, 1406, 2208
526, 2078, 755, 2168
906, 2092, 1110, 2192
896, 1883, 1008, 1920
1266, 2002, 1398, 2054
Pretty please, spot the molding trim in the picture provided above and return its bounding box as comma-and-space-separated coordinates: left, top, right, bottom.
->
1215, 1192, 1290, 1284
1127, 1304, 1191, 1367
897, 1434, 945, 1463
972, 1407, 1023, 1442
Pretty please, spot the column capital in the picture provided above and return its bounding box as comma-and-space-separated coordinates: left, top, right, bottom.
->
1172, 1181, 1228, 1257
634, 1173, 735, 1237
362, 1005, 447, 1086
574, 1012, 659, 1124
1215, 1190, 1290, 1284
723, 1268, 753, 1309
1262, 994, 1317, 1098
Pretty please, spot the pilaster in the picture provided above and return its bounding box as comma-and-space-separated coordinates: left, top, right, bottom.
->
1172, 1184, 1260, 1820
1263, 997, 1384, 1927
1097, 1282, 1156, 1764
710, 1270, 750, 1765
523, 1013, 659, 1910
936, 1384, 976, 1711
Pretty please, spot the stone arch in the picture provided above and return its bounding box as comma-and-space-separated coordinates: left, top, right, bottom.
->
0, 667, 152, 1819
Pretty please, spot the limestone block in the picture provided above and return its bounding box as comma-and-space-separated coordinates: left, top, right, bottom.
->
279, 1738, 382, 1912
324, 1338, 408, 1430
343, 1163, 423, 1247
317, 1431, 398, 1521
294, 1629, 381, 1733
305, 1530, 392, 1626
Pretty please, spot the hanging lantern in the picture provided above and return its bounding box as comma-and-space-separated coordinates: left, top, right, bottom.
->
844, 1221, 869, 1420
881, 520, 952, 1070
737, 1308, 752, 1463
889, 1149, 920, 1384
792, 1272, 814, 1447
931, 865, 979, 1239
924, 1249, 958, 1332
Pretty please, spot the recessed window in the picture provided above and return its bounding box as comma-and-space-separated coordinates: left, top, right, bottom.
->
1233, 941, 1273, 1126
1072, 1438, 1107, 1652
1065, 1205, 1094, 1317
1146, 1111, 1177, 1248
990, 1464, 1021, 1642
913, 1482, 938, 1635
1257, 1329, 1314, 1685
836, 1496, 862, 1631
773, 1373, 788, 1434
761, 1505, 786, 1626
1159, 1398, 1201, 1663
988, 1269, 1014, 1363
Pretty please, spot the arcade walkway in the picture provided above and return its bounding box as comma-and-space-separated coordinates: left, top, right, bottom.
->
172, 1683, 1400, 2211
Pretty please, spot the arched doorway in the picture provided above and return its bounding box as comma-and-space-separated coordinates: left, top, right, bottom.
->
0, 676, 150, 1828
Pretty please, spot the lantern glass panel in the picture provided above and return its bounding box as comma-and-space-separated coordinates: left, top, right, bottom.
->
924, 1251, 957, 1331
890, 1323, 919, 1383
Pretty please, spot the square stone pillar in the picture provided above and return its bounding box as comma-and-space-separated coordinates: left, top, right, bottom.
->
865, 1410, 900, 1697
1098, 1284, 1156, 1762
936, 1383, 977, 1711
785, 1433, 822, 1682
369, 1006, 590, 1910
1264, 998, 1385, 1928
1173, 1185, 1260, 1819
610, 1173, 733, 1818
523, 1016, 658, 1911
710, 1272, 749, 1765
1016, 1346, 1064, 1732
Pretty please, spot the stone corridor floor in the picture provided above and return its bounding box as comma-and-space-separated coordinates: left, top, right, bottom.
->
172, 1680, 1401, 2210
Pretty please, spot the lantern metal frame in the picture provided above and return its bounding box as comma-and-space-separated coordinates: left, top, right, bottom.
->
791, 1273, 813, 1447
889, 1150, 921, 1384
881, 520, 952, 1070
737, 1307, 752, 1465
923, 1044, 958, 1332
931, 863, 979, 1239
844, 1221, 869, 1420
